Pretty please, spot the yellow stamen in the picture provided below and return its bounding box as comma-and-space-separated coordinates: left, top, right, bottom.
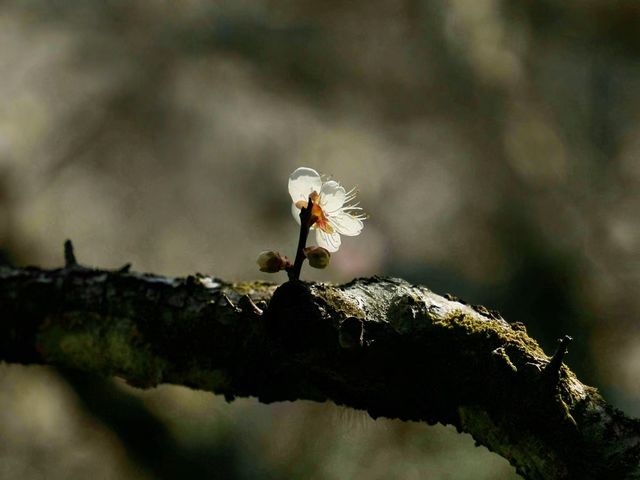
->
295, 192, 333, 234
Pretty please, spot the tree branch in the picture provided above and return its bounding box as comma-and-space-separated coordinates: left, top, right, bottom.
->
1, 249, 639, 479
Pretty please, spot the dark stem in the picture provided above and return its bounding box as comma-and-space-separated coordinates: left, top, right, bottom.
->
64, 239, 78, 267
287, 196, 314, 281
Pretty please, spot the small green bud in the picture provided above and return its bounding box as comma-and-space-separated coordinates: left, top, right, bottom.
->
256, 251, 290, 273
304, 246, 331, 269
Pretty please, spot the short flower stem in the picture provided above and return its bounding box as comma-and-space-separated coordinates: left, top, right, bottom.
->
287, 196, 314, 281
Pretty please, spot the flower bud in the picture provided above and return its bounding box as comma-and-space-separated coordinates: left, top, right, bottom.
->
304, 246, 331, 269
256, 251, 289, 273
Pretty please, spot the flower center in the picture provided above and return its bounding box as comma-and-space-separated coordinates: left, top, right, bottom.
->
295, 191, 334, 234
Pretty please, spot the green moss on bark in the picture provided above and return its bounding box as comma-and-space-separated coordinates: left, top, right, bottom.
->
37, 312, 167, 387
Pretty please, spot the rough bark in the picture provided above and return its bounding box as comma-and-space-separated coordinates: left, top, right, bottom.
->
1, 250, 639, 479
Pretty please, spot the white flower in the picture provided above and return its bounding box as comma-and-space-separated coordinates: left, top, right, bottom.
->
288, 167, 365, 252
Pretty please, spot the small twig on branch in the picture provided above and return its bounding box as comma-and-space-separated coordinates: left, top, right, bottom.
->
545, 335, 573, 380
64, 239, 78, 268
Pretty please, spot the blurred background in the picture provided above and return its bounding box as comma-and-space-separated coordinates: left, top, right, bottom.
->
1, 1, 640, 478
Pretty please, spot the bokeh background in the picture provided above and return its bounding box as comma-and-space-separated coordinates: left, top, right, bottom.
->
1, 1, 640, 479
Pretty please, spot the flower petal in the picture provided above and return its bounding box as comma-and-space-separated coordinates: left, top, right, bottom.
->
289, 167, 322, 203
291, 202, 302, 225
316, 229, 341, 252
319, 180, 346, 213
329, 211, 363, 236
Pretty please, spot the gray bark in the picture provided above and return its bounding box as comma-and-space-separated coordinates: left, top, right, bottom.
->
1, 249, 639, 479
